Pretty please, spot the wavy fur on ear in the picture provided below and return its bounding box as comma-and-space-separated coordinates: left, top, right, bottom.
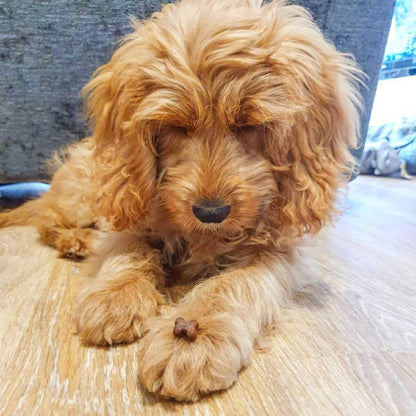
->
260, 1, 362, 236
82, 41, 157, 231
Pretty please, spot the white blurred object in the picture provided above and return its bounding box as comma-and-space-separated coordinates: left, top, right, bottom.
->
369, 76, 416, 127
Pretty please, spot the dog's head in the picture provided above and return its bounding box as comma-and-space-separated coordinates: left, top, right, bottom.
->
84, 0, 361, 239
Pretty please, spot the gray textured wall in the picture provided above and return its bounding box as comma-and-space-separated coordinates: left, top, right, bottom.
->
0, 0, 396, 180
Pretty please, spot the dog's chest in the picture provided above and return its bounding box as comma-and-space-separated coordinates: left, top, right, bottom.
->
151, 235, 254, 285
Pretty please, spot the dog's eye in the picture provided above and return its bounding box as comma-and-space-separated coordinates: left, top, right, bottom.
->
159, 125, 188, 137
172, 126, 188, 136
235, 125, 265, 135
153, 125, 188, 141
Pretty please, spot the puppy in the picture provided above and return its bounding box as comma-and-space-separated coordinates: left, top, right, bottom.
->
0, 0, 362, 402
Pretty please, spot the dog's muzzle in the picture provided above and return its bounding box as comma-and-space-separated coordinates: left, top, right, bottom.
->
192, 200, 230, 223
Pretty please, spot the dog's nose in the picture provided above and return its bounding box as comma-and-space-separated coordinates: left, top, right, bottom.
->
192, 200, 230, 223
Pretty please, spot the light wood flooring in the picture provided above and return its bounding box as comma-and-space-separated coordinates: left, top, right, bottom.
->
0, 175, 415, 415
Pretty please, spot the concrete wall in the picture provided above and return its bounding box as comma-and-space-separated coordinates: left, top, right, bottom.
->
0, 0, 396, 180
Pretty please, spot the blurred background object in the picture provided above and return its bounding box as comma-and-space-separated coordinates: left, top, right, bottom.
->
360, 0, 416, 178
0, 182, 50, 209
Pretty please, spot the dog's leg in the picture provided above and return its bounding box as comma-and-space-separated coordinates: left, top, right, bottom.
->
37, 215, 100, 259
136, 251, 303, 401
0, 139, 101, 258
0, 194, 98, 258
75, 231, 166, 346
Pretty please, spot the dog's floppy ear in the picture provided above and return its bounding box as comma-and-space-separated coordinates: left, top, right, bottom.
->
264, 5, 362, 236
82, 37, 157, 231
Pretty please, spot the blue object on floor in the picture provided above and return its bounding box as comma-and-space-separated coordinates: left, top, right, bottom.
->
0, 182, 50, 209
0, 182, 50, 199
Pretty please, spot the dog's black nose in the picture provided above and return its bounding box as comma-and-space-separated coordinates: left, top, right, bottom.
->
192, 200, 230, 223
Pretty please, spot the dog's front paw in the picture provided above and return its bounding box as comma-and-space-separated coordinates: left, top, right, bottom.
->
75, 282, 165, 346
137, 313, 252, 401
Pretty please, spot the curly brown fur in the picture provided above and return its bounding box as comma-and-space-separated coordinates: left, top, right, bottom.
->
0, 0, 362, 402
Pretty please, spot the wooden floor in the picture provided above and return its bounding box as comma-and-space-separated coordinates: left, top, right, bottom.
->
0, 175, 415, 416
